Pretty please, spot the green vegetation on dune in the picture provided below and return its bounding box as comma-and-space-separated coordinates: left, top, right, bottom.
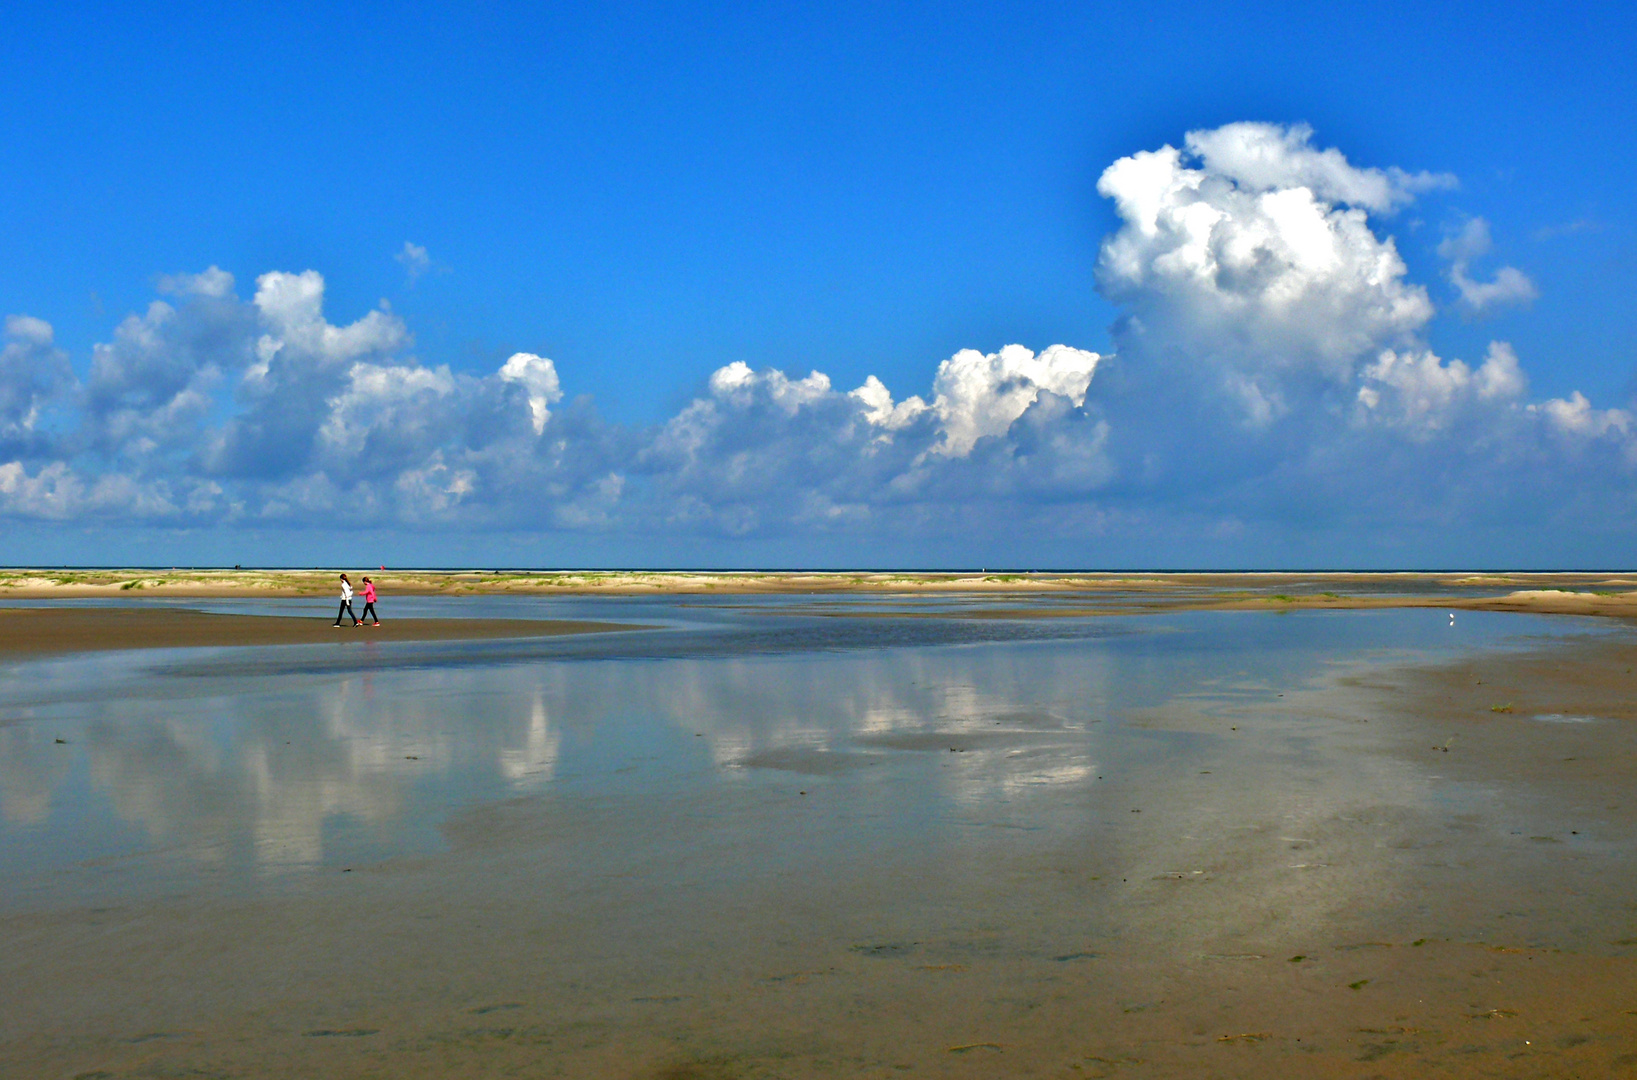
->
0, 571, 1635, 615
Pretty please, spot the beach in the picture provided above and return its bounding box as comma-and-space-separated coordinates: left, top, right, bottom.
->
0, 607, 639, 655
2, 582, 1636, 1077
16, 2, 1633, 1076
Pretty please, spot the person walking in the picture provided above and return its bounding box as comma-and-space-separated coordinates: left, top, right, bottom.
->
335, 573, 360, 627
359, 576, 380, 626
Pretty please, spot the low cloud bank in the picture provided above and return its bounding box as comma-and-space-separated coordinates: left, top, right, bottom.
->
2, 123, 1630, 554
0, 269, 1107, 535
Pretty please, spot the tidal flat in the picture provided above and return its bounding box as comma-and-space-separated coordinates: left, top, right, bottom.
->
2, 588, 1636, 1077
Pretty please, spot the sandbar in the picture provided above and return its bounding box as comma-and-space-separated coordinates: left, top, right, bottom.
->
5, 567, 1637, 619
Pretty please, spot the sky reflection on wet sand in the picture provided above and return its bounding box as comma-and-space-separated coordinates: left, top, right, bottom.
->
3, 599, 1635, 1077
2, 600, 1581, 889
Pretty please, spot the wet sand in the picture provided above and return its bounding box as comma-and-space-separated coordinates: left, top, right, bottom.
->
6, 818, 1635, 1080
4, 601, 1637, 1077
0, 607, 639, 655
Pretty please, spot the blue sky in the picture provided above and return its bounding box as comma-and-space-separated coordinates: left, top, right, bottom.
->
2, 2, 1635, 567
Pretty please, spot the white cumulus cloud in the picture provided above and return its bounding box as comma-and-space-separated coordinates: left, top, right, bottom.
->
0, 315, 73, 448
923, 344, 1101, 456
1183, 122, 1455, 213
0, 460, 187, 520
1356, 341, 1527, 437
1534, 392, 1633, 440
251, 270, 409, 374
498, 352, 563, 435
1096, 122, 1436, 416
6, 123, 1635, 557
1438, 218, 1538, 314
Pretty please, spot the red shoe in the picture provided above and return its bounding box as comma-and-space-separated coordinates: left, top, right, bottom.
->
373, 622, 381, 626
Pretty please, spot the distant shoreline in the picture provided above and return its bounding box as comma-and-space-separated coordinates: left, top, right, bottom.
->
4, 568, 1637, 620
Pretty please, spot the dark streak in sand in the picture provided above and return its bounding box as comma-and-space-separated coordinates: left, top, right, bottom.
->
0, 607, 647, 656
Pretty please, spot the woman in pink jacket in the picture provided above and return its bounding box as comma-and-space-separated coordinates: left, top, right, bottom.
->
359, 576, 381, 626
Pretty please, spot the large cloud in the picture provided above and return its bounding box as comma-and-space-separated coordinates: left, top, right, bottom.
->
1, 122, 1633, 555
1085, 122, 1635, 533
0, 271, 624, 526
639, 343, 1108, 534
1096, 121, 1439, 421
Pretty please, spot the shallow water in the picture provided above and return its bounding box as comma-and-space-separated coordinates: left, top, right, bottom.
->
0, 598, 1619, 899
4, 599, 1636, 1077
